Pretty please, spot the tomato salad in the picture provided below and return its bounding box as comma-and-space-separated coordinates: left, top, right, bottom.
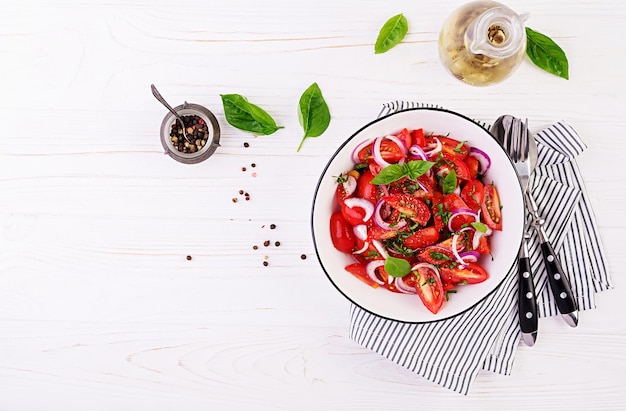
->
330, 128, 503, 314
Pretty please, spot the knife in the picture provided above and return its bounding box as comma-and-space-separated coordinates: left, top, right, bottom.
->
523, 121, 579, 327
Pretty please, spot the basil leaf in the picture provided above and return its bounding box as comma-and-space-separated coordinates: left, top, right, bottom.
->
374, 13, 408, 54
297, 82, 331, 152
471, 221, 488, 233
525, 27, 569, 80
370, 164, 405, 185
384, 256, 411, 278
221, 94, 283, 135
403, 160, 435, 180
442, 169, 457, 194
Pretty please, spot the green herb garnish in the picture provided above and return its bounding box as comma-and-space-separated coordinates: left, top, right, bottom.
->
384, 255, 411, 278
442, 169, 457, 194
370, 160, 434, 185
471, 221, 488, 233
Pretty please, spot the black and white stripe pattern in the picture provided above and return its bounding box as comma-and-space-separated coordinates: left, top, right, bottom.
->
349, 102, 612, 394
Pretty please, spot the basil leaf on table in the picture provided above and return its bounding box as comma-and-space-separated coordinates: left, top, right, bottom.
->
221, 94, 283, 135
374, 13, 408, 54
297, 82, 330, 152
384, 255, 412, 278
525, 27, 569, 80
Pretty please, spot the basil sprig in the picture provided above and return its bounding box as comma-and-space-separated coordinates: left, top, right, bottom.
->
384, 255, 411, 278
370, 160, 434, 185
525, 27, 569, 80
471, 221, 488, 233
221, 94, 283, 135
374, 13, 408, 54
442, 169, 457, 194
297, 83, 331, 152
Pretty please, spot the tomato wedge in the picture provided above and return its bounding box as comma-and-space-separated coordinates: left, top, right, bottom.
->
397, 128, 412, 151
439, 262, 488, 285
411, 128, 426, 147
460, 179, 484, 211
464, 155, 480, 179
382, 194, 431, 226
357, 170, 378, 204
345, 263, 380, 288
436, 153, 471, 181
412, 264, 445, 314
330, 212, 355, 253
481, 183, 503, 231
403, 226, 440, 249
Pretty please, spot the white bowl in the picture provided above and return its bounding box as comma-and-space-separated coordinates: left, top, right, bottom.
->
311, 107, 524, 323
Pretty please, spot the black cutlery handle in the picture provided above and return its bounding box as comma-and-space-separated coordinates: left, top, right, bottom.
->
518, 256, 538, 335
540, 241, 578, 315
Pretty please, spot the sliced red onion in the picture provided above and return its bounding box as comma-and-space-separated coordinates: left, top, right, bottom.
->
353, 224, 368, 241
342, 174, 357, 197
344, 197, 375, 223
471, 224, 493, 249
374, 199, 407, 231
351, 138, 374, 164
365, 260, 386, 285
459, 251, 480, 263
447, 208, 479, 232
372, 135, 390, 168
424, 137, 442, 157
395, 276, 417, 294
451, 228, 472, 267
372, 135, 407, 168
354, 241, 370, 254
409, 145, 427, 160
372, 240, 389, 259
470, 147, 491, 174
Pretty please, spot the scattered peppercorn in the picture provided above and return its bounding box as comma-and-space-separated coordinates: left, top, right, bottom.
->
251, 163, 256, 168
245, 196, 250, 201
169, 115, 208, 154
301, 254, 307, 260
239, 189, 244, 195
232, 198, 238, 203
263, 240, 270, 247
270, 224, 276, 229
186, 255, 192, 261
275, 241, 281, 247
242, 167, 247, 172
263, 261, 269, 267
244, 142, 249, 147
253, 245, 258, 250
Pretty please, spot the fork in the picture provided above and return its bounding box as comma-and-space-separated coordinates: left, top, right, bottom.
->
516, 118, 579, 328
501, 116, 539, 346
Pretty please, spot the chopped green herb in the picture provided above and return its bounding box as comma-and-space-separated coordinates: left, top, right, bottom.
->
471, 221, 488, 233
335, 174, 348, 184
384, 255, 412, 278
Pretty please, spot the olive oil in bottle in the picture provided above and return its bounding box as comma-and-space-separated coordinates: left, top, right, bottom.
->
438, 1, 527, 86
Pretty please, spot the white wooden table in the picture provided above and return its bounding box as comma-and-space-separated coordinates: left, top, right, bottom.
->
1, 0, 624, 409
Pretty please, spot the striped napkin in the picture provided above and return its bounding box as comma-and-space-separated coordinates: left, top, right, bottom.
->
349, 101, 612, 394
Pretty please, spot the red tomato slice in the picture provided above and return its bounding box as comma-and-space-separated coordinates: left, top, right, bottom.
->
397, 128, 412, 151
330, 212, 355, 253
474, 234, 491, 254
357, 170, 379, 204
481, 183, 503, 231
460, 179, 484, 211
403, 226, 440, 249
411, 128, 426, 147
345, 263, 380, 288
437, 136, 470, 159
413, 264, 445, 314
439, 262, 488, 285
379, 139, 405, 163
382, 194, 431, 226
464, 155, 480, 179
341, 202, 366, 226
436, 153, 471, 181
418, 246, 455, 265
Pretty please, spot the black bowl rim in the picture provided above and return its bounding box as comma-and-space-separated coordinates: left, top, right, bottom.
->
310, 106, 523, 324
